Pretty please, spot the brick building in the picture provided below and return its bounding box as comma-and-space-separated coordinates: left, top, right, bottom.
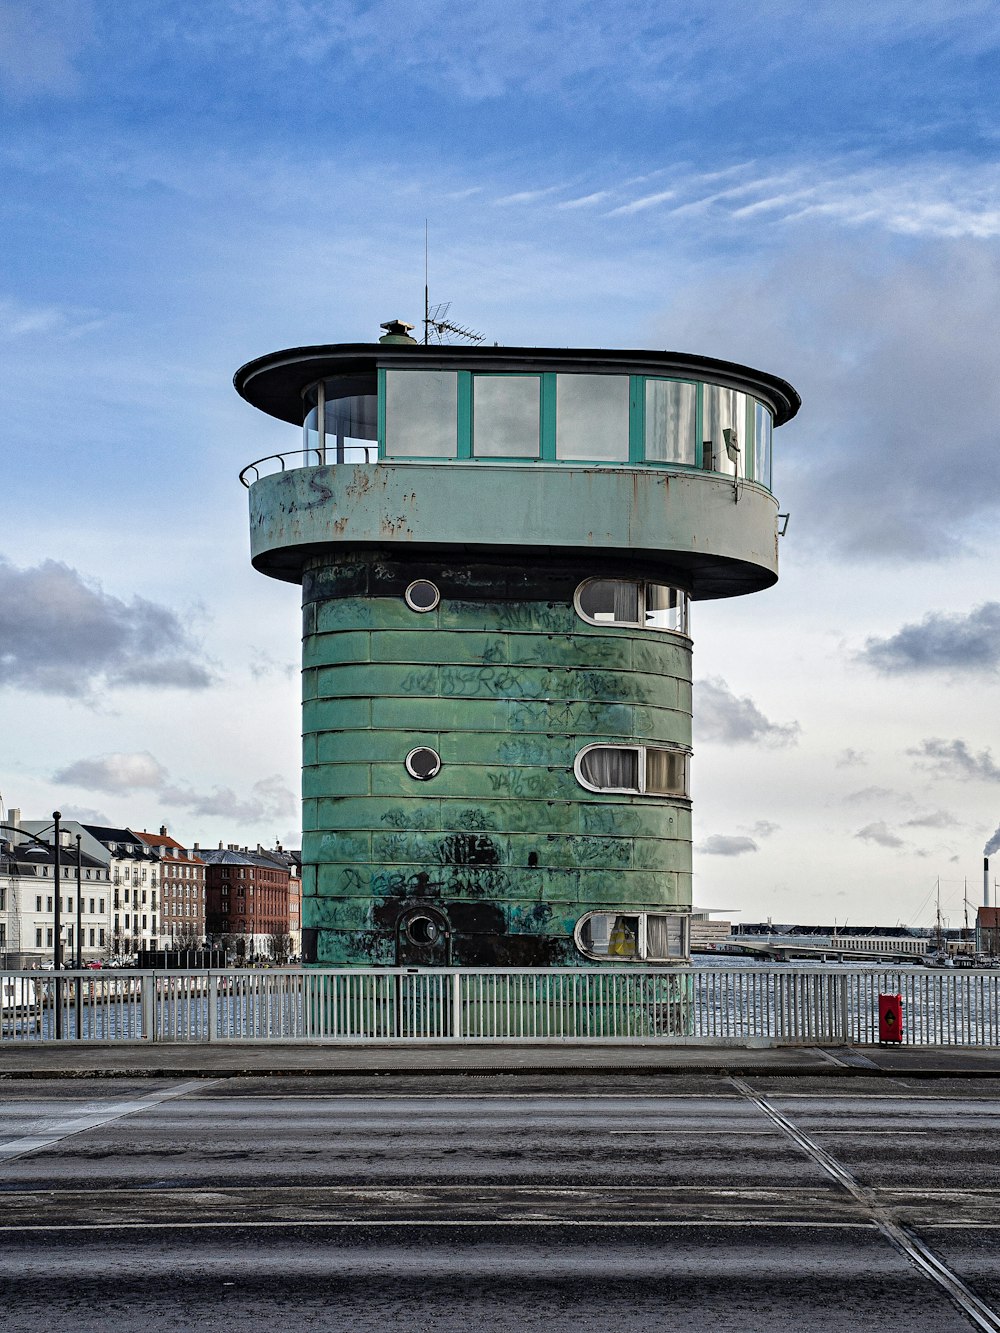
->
134, 827, 205, 948
201, 846, 292, 961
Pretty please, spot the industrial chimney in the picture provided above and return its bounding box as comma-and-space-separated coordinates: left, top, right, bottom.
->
986, 856, 991, 909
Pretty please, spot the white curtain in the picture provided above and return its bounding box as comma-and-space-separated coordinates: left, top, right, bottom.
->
580, 747, 639, 791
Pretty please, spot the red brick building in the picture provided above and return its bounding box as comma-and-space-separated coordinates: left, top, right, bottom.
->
200, 846, 291, 960
134, 827, 205, 948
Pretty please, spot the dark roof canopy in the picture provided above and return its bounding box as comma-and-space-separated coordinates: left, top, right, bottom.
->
234, 342, 800, 428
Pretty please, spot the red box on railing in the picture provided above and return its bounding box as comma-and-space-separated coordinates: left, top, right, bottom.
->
878, 992, 903, 1043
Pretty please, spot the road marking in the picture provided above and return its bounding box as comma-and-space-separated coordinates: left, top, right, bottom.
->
731, 1077, 1000, 1333
0, 1079, 217, 1164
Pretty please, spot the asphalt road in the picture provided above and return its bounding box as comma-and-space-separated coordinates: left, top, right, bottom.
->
2, 1072, 999, 1331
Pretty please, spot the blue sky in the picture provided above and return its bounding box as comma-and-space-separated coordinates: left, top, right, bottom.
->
3, 0, 1000, 927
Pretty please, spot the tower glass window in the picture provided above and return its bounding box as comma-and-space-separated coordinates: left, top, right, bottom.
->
385, 370, 458, 457
575, 579, 689, 636
556, 374, 629, 461
702, 386, 747, 476
472, 375, 540, 457
645, 379, 697, 465
575, 744, 689, 797
576, 911, 689, 961
753, 400, 773, 489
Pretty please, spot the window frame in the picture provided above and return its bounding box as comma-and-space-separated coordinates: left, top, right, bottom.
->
573, 743, 690, 798
373, 368, 775, 488
574, 578, 690, 637
574, 910, 691, 962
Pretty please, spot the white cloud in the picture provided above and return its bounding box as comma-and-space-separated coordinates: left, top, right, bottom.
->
54, 751, 296, 825
695, 677, 800, 747
909, 738, 1000, 783
0, 556, 214, 699
855, 821, 906, 850
54, 752, 168, 793
697, 834, 759, 856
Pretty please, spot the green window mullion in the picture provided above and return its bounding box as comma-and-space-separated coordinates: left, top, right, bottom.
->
377, 367, 386, 459
628, 376, 644, 463
694, 383, 704, 470
457, 371, 473, 458
540, 373, 557, 460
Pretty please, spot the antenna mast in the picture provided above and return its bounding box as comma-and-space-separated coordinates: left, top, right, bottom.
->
424, 219, 429, 346
421, 222, 485, 346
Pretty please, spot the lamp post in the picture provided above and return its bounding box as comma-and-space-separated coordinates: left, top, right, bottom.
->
52, 811, 63, 1039
75, 834, 83, 968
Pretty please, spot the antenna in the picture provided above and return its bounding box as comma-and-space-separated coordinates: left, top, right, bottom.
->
422, 221, 485, 346
424, 219, 429, 347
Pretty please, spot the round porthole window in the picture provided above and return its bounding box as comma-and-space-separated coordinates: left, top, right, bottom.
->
405, 747, 441, 780
405, 914, 440, 946
404, 579, 440, 612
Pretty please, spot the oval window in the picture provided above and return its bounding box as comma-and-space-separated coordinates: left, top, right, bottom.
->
405, 747, 441, 781
405, 580, 440, 612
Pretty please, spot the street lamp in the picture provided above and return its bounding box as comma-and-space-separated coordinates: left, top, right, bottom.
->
0, 813, 65, 1038
75, 833, 83, 969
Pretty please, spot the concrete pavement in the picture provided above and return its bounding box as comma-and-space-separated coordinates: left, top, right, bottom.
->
3, 1039, 1000, 1078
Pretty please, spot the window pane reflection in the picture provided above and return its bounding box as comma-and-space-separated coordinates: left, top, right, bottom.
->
302, 404, 321, 460
473, 376, 540, 457
325, 393, 378, 463
702, 386, 746, 476
385, 371, 458, 457
753, 401, 773, 489
645, 380, 697, 464
582, 914, 639, 958
646, 914, 685, 959
645, 585, 688, 634
556, 375, 628, 461
577, 579, 640, 624
645, 748, 687, 796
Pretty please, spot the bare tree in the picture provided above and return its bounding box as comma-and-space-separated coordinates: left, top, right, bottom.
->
268, 933, 294, 965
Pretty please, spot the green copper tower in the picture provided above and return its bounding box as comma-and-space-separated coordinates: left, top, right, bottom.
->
236, 327, 799, 969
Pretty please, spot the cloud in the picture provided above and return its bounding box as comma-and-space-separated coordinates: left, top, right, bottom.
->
860, 603, 1000, 674
654, 234, 1000, 560
0, 556, 214, 699
54, 751, 297, 825
843, 786, 900, 804
697, 834, 759, 856
694, 677, 800, 747
908, 738, 1000, 782
54, 752, 168, 793
836, 748, 868, 768
159, 776, 297, 823
746, 820, 779, 838
855, 821, 906, 849
903, 810, 958, 829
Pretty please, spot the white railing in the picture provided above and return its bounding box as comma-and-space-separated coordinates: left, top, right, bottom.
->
3, 965, 1000, 1046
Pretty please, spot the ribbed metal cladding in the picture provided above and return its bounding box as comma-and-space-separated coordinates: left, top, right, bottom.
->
299, 552, 693, 967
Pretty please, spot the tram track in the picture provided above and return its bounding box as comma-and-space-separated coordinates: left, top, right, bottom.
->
730, 1077, 1000, 1331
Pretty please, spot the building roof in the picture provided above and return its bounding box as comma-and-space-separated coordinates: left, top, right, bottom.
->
0, 842, 107, 872
198, 847, 290, 871
133, 830, 204, 864
82, 825, 160, 861
234, 342, 802, 429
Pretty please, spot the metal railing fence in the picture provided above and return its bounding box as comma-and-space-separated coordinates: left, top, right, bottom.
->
3, 965, 1000, 1046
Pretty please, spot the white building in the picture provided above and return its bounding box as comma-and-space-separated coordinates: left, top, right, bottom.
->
1, 812, 112, 966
